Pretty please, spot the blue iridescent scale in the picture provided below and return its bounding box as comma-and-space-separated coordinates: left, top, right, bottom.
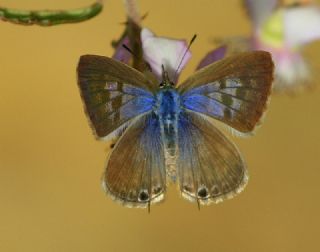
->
154, 87, 181, 158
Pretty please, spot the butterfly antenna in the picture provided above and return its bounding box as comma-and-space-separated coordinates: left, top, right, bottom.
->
174, 34, 197, 81
122, 44, 152, 72
122, 44, 136, 57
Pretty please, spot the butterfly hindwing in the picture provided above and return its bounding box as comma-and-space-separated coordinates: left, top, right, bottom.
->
102, 112, 166, 207
178, 51, 274, 134
177, 111, 248, 205
77, 55, 157, 138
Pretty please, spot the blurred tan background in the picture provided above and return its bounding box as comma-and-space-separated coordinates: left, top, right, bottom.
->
1, 1, 320, 251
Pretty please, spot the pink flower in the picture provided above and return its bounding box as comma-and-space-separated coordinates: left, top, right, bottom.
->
249, 0, 320, 91
112, 23, 192, 83
217, 0, 320, 92
196, 45, 227, 70
141, 28, 191, 83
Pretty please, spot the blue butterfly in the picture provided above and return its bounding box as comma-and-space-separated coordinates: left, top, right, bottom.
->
77, 51, 273, 208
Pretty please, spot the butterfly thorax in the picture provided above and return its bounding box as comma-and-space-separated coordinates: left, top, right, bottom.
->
154, 86, 181, 180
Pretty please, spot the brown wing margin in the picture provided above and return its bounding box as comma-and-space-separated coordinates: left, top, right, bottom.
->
77, 55, 157, 138
178, 51, 274, 133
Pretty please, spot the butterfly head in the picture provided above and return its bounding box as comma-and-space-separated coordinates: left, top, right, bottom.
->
159, 64, 175, 89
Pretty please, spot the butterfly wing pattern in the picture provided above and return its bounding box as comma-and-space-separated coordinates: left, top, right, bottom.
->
77, 51, 273, 208
77, 55, 156, 139
102, 113, 166, 207
177, 51, 273, 204
179, 51, 273, 134
78, 55, 166, 207
177, 111, 247, 204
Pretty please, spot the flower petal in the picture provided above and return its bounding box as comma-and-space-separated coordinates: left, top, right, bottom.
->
273, 51, 311, 90
243, 0, 278, 27
112, 36, 132, 64
253, 37, 311, 89
284, 5, 320, 47
196, 45, 227, 70
259, 9, 285, 48
141, 28, 191, 82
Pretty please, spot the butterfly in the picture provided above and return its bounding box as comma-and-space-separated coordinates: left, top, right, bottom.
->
77, 51, 274, 208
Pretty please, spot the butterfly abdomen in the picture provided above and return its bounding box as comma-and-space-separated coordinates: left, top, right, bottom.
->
155, 88, 181, 180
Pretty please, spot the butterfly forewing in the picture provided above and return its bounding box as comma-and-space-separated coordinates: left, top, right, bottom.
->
102, 112, 166, 207
177, 111, 248, 205
77, 55, 157, 138
178, 51, 274, 134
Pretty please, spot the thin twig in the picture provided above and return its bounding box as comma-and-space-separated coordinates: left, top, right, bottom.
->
123, 0, 141, 24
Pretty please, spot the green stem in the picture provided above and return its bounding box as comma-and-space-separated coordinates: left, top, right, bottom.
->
0, 1, 103, 26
